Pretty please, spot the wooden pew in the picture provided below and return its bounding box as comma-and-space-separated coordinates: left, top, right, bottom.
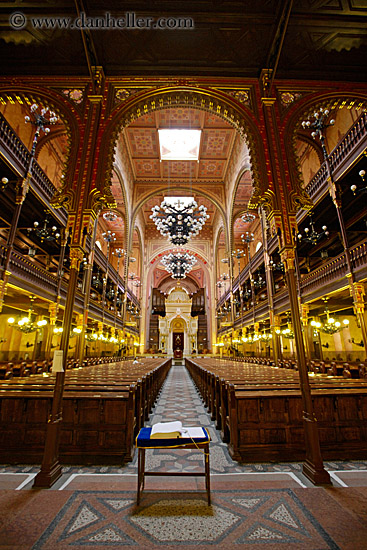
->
186, 357, 367, 462
0, 358, 171, 464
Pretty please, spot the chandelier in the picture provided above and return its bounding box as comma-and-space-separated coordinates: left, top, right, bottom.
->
102, 211, 118, 222
241, 211, 256, 223
7, 296, 47, 333
150, 197, 209, 245
297, 215, 329, 245
311, 306, 349, 335
161, 251, 197, 279
28, 216, 60, 242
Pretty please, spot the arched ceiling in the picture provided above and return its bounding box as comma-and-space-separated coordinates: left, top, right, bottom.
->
108, 106, 255, 292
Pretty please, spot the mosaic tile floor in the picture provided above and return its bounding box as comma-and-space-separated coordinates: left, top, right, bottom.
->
1, 365, 367, 549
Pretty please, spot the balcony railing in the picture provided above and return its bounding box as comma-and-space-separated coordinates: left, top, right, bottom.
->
0, 112, 68, 225
305, 111, 367, 201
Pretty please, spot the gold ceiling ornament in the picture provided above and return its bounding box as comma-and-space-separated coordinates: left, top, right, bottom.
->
62, 89, 84, 104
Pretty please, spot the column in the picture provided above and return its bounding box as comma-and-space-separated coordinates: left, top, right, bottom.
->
259, 83, 330, 485
33, 67, 109, 487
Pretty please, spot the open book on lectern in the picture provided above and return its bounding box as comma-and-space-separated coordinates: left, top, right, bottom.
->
150, 421, 205, 439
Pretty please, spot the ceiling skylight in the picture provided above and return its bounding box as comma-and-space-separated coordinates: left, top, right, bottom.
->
158, 129, 201, 161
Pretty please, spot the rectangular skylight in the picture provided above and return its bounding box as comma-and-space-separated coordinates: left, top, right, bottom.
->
158, 129, 201, 161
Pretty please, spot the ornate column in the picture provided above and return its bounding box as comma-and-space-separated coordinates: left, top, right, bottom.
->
74, 313, 85, 361
273, 314, 282, 364
256, 82, 330, 485
78, 217, 98, 363
350, 282, 367, 350
34, 67, 115, 487
301, 304, 312, 363
33, 247, 84, 488
260, 207, 281, 365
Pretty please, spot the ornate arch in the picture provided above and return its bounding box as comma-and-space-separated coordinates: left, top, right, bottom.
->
96, 85, 269, 214
283, 91, 367, 213
0, 85, 81, 210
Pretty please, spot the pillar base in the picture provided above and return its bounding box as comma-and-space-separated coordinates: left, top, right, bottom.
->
302, 459, 331, 485
33, 462, 63, 488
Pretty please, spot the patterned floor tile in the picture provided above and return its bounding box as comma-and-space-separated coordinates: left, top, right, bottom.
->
30, 488, 347, 549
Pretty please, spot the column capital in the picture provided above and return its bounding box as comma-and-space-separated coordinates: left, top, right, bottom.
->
280, 248, 295, 271
69, 247, 85, 270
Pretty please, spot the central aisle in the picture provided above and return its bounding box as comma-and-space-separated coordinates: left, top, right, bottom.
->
126, 362, 235, 474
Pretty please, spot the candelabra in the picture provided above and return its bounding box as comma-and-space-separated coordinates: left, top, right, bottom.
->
150, 197, 209, 245
311, 301, 349, 335
241, 211, 256, 224
269, 258, 284, 271
302, 106, 335, 158
103, 211, 118, 223
25, 103, 59, 155
28, 215, 61, 242
112, 248, 125, 274
92, 268, 103, 291
297, 215, 329, 245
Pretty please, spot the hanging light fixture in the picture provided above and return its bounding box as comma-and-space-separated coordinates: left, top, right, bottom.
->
241, 211, 256, 224
7, 295, 47, 333
150, 197, 209, 245
161, 251, 197, 279
311, 302, 350, 335
297, 215, 329, 245
102, 211, 118, 222
350, 170, 367, 196
28, 215, 60, 242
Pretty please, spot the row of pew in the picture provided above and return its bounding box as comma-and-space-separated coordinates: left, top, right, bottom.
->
0, 357, 171, 465
0, 355, 134, 379
230, 356, 367, 379
186, 357, 367, 463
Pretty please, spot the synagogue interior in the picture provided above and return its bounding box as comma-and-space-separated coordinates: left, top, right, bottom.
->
0, 1, 367, 548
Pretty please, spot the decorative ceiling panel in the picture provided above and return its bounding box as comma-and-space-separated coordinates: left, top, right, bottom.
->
1, 1, 366, 80
200, 129, 233, 158
204, 112, 232, 128
126, 128, 158, 157
158, 108, 202, 128
132, 159, 161, 178
161, 161, 197, 178
198, 160, 226, 179
129, 112, 156, 127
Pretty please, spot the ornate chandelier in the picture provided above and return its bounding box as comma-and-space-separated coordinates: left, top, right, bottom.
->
161, 251, 197, 279
311, 312, 349, 335
150, 198, 209, 245
28, 216, 60, 242
7, 296, 47, 333
297, 215, 329, 245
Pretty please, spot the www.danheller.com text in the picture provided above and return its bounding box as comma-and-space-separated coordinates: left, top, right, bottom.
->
150, 421, 205, 439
